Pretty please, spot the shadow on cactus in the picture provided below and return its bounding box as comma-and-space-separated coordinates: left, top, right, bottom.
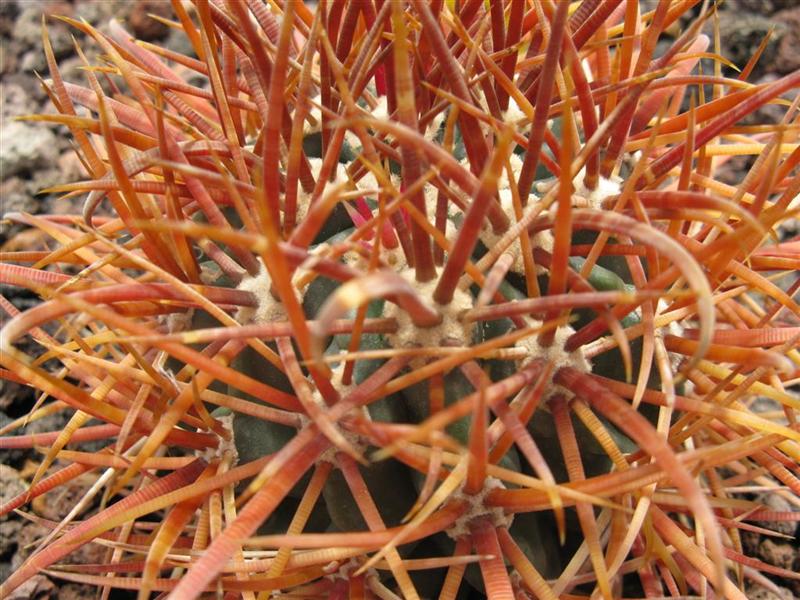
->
1, 1, 799, 599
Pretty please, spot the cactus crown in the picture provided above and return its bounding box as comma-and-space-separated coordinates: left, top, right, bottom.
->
1, 1, 799, 599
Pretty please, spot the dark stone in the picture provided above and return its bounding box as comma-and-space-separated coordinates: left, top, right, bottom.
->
773, 6, 800, 73
753, 492, 799, 537
724, 0, 799, 15
0, 121, 58, 178
128, 0, 172, 41
0, 0, 19, 38
758, 538, 797, 571
14, 6, 75, 61
718, 12, 786, 80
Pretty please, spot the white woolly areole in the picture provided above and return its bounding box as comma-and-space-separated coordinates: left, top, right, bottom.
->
423, 183, 458, 239
344, 129, 361, 150
294, 158, 349, 224
575, 174, 623, 210
657, 298, 687, 342
425, 109, 447, 142
479, 190, 553, 274
293, 157, 382, 233
314, 405, 369, 465
329, 365, 357, 399
355, 167, 380, 194
532, 227, 555, 257
368, 181, 459, 272
509, 572, 527, 598
199, 262, 223, 285
516, 323, 591, 399
497, 153, 525, 191
534, 172, 622, 212
383, 268, 474, 366
323, 558, 363, 582
390, 172, 463, 214
371, 96, 389, 121
196, 414, 238, 464
516, 323, 590, 373
162, 308, 194, 334
372, 246, 409, 272
446, 477, 512, 539
236, 261, 287, 325
290, 242, 332, 292
501, 97, 530, 132
302, 95, 323, 135
303, 95, 322, 135
656, 299, 695, 397
312, 365, 369, 465
317, 426, 368, 465
343, 99, 389, 149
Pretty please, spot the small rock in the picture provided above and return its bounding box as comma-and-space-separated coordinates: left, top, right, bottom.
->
0, 120, 58, 179
29, 167, 67, 193
19, 49, 47, 73
723, 0, 796, 15
58, 584, 104, 600
73, 0, 131, 28
758, 538, 797, 571
18, 459, 41, 481
713, 154, 755, 187
0, 38, 19, 76
778, 219, 799, 242
48, 193, 83, 217
745, 582, 796, 600
718, 12, 786, 80
754, 73, 800, 125
10, 519, 49, 571
749, 396, 784, 415
3, 574, 55, 600
1, 73, 49, 110
0, 465, 27, 520
741, 530, 761, 557
52, 54, 89, 86
0, 519, 22, 580
0, 226, 50, 252
32, 471, 97, 521
790, 560, 800, 599
129, 0, 172, 41
13, 6, 74, 58
0, 407, 69, 468
57, 151, 85, 184
1, 82, 37, 120
164, 24, 197, 58
0, 518, 22, 549
0, 0, 19, 36
753, 492, 799, 538
773, 6, 800, 74
0, 177, 35, 215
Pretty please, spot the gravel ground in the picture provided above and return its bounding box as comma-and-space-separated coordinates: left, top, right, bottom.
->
1, 1, 798, 598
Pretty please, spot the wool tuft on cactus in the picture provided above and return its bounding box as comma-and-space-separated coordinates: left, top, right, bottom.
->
2, 1, 800, 599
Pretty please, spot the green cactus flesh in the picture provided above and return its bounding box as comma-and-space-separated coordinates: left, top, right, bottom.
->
225, 199, 661, 593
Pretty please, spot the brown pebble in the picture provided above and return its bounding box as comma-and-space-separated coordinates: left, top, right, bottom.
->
128, 0, 172, 41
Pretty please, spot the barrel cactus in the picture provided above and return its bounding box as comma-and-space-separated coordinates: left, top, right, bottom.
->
1, 1, 799, 599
